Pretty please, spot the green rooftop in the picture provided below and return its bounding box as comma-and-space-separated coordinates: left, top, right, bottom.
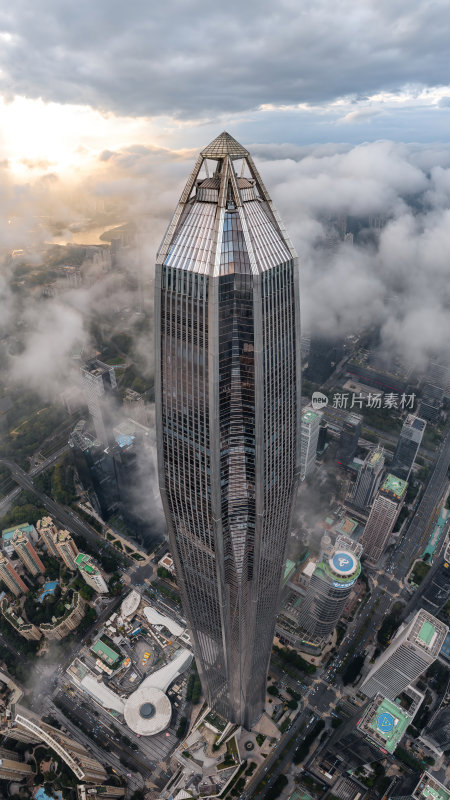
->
75, 553, 97, 574
382, 473, 408, 500
418, 621, 435, 646
417, 775, 450, 800
91, 639, 120, 666
302, 409, 320, 424
361, 696, 410, 753
283, 559, 296, 585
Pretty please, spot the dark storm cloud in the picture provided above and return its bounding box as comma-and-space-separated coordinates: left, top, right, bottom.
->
0, 1, 449, 119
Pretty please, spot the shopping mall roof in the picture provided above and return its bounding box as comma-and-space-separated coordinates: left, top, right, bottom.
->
121, 589, 140, 619
381, 474, 408, 500
358, 695, 410, 754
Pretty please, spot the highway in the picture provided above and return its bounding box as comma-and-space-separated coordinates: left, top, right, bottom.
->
0, 445, 69, 513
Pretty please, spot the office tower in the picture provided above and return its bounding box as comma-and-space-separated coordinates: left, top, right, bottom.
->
0, 599, 42, 640
75, 553, 108, 593
351, 447, 385, 510
81, 358, 118, 446
336, 413, 362, 466
390, 772, 449, 800
0, 704, 107, 782
420, 706, 450, 757
390, 414, 426, 481
360, 609, 448, 700
317, 419, 328, 454
154, 132, 301, 727
69, 421, 118, 518
361, 473, 407, 564
307, 336, 343, 383
419, 383, 443, 423
36, 516, 60, 557
54, 529, 79, 571
0, 554, 28, 596
297, 542, 361, 646
428, 356, 450, 392
0, 746, 34, 780
421, 540, 450, 616
11, 530, 45, 576
300, 407, 322, 479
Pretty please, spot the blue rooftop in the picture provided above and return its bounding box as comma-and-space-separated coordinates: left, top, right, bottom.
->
441, 632, 450, 662
116, 433, 135, 448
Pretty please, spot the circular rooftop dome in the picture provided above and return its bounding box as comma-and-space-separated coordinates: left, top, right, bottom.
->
124, 686, 172, 736
329, 551, 358, 577
140, 702, 156, 719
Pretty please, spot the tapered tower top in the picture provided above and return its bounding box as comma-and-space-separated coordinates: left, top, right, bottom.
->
201, 131, 249, 160
157, 132, 297, 275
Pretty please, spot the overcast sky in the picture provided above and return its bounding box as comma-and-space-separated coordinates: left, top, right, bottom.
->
1, 0, 450, 175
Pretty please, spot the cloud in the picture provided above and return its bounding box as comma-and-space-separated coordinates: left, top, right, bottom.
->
0, 0, 450, 123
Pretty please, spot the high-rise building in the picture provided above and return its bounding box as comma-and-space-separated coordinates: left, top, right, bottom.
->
40, 591, 86, 640
0, 599, 42, 640
420, 540, 450, 616
317, 419, 328, 454
307, 336, 344, 383
0, 554, 28, 596
390, 414, 426, 481
0, 704, 107, 782
11, 530, 45, 576
300, 408, 322, 479
81, 359, 118, 446
336, 413, 362, 466
361, 473, 407, 564
360, 609, 448, 700
419, 383, 443, 423
154, 132, 301, 727
0, 746, 34, 780
390, 771, 449, 800
36, 516, 60, 557
75, 553, 108, 593
54, 529, 79, 571
419, 706, 450, 757
351, 447, 385, 510
297, 542, 361, 647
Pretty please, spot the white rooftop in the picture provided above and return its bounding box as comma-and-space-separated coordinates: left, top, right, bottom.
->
121, 589, 141, 618
143, 605, 185, 637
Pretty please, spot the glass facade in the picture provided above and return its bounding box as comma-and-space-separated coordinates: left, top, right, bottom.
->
155, 133, 301, 727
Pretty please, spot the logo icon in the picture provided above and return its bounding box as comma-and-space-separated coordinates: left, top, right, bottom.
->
312, 391, 328, 411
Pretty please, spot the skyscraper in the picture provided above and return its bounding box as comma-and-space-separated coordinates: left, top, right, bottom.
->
154, 132, 301, 727
360, 609, 448, 700
54, 529, 79, 571
36, 517, 60, 557
81, 359, 118, 446
390, 414, 426, 481
336, 412, 362, 466
297, 540, 361, 647
75, 553, 108, 593
361, 473, 407, 564
351, 447, 385, 511
300, 407, 322, 479
11, 530, 45, 576
0, 554, 28, 596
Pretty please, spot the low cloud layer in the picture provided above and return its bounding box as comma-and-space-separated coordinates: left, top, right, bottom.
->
2, 138, 450, 404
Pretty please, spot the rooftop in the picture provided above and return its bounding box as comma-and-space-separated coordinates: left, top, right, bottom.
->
91, 639, 121, 666
302, 409, 321, 424
381, 473, 408, 500
200, 131, 249, 160
2, 523, 34, 539
412, 773, 449, 800
358, 695, 410, 753
75, 553, 98, 575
